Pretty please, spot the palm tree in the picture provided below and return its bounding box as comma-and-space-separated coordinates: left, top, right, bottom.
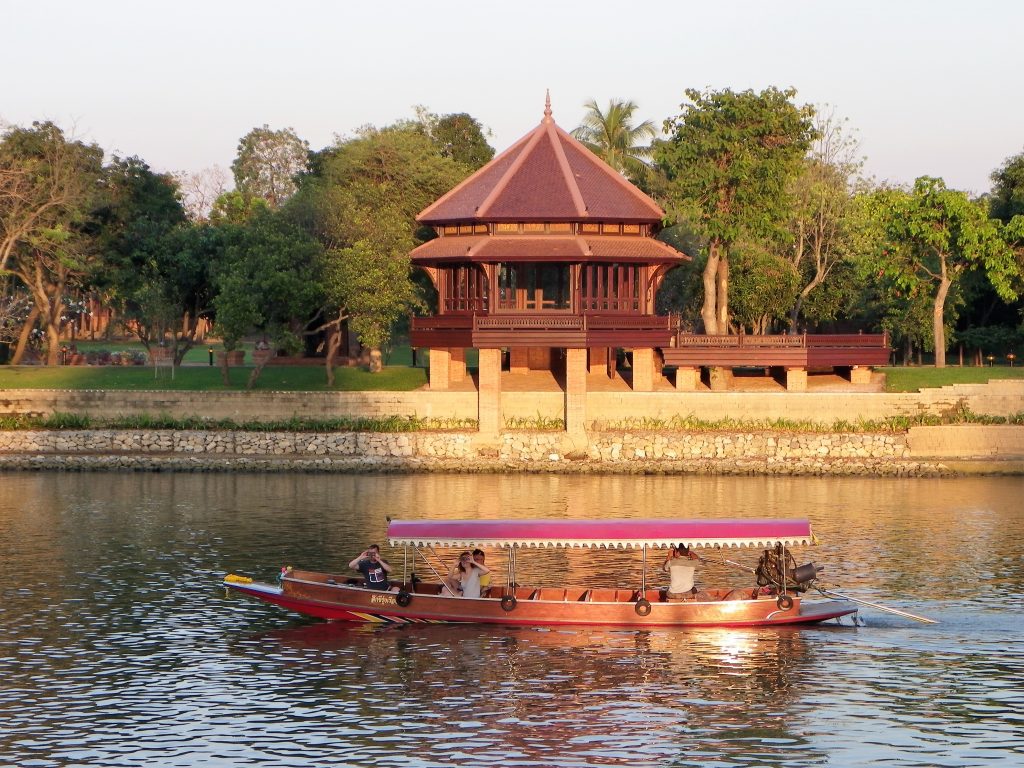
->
571, 99, 656, 183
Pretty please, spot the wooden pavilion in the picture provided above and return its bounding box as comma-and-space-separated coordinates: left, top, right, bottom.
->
409, 95, 687, 433
409, 96, 889, 434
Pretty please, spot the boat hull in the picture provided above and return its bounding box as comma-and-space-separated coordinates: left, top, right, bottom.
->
225, 574, 857, 628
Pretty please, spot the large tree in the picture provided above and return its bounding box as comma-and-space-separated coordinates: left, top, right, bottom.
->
409, 107, 495, 171
867, 177, 1018, 367
785, 110, 866, 331
655, 87, 816, 335
1, 123, 104, 364
231, 125, 309, 208
990, 149, 1024, 223
213, 208, 323, 387
1, 121, 102, 274
300, 125, 469, 373
93, 157, 213, 367
572, 98, 656, 184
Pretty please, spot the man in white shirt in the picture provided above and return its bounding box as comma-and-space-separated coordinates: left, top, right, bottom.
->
663, 544, 701, 600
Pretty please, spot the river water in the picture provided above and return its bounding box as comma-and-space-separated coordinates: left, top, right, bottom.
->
0, 472, 1021, 767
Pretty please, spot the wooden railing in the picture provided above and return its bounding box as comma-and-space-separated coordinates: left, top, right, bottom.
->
674, 331, 888, 349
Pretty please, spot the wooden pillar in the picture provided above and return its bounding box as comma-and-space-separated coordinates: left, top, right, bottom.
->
478, 348, 502, 435
632, 348, 655, 392
450, 348, 466, 383
588, 347, 610, 377
429, 347, 450, 391
785, 367, 808, 392
565, 348, 588, 434
510, 347, 529, 374
675, 366, 699, 391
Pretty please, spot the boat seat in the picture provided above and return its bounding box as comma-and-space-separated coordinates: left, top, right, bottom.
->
537, 588, 567, 601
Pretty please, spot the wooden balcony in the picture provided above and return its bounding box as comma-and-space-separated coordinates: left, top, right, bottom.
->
664, 332, 891, 368
409, 313, 675, 349
410, 314, 890, 370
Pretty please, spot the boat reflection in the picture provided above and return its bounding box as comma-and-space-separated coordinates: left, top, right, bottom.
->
244, 620, 829, 765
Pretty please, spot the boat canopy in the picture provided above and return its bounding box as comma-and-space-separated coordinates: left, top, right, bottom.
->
387, 518, 813, 550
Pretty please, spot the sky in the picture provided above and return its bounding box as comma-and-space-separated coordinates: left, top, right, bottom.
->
3, 0, 1021, 196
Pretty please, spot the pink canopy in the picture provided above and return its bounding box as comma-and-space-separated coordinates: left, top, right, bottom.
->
387, 518, 813, 549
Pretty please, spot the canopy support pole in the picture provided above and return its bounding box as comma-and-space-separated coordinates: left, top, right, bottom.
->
641, 545, 647, 595
419, 546, 458, 596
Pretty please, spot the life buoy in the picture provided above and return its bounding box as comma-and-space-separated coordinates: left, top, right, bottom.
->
396, 590, 412, 607
635, 598, 652, 616
500, 595, 517, 612
776, 594, 794, 611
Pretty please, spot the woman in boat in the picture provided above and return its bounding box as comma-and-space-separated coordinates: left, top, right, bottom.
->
663, 544, 701, 600
473, 549, 491, 596
448, 551, 490, 598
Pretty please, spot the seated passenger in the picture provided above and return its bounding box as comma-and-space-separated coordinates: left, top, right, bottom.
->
473, 549, 491, 596
448, 550, 490, 598
663, 544, 701, 601
348, 544, 393, 591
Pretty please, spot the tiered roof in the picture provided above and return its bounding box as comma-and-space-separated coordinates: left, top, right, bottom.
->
417, 95, 665, 225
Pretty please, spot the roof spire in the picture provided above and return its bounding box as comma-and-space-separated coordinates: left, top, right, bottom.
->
543, 89, 552, 123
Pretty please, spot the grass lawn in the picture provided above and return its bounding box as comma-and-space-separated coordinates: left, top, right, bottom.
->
881, 365, 1024, 392
0, 364, 427, 391
65, 339, 430, 367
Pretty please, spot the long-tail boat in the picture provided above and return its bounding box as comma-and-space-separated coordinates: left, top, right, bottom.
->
223, 518, 863, 627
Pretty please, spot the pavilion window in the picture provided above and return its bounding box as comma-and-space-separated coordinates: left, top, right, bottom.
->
581, 263, 641, 312
443, 265, 487, 313
497, 263, 570, 311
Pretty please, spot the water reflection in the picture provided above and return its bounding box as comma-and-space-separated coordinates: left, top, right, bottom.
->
0, 472, 1022, 767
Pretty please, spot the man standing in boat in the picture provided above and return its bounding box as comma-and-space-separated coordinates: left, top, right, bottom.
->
664, 544, 701, 600
349, 545, 393, 590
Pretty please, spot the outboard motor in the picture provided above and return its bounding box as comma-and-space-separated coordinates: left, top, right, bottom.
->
789, 562, 822, 586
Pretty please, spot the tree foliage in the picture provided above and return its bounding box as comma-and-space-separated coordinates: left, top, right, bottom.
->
572, 98, 656, 184
990, 149, 1024, 223
655, 87, 816, 335
231, 125, 310, 208
0, 123, 105, 364
427, 112, 495, 170
92, 157, 212, 366
301, 125, 470, 370
213, 208, 323, 387
784, 110, 866, 331
865, 177, 1017, 367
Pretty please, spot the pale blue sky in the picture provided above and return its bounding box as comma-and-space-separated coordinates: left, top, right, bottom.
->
3, 0, 1020, 195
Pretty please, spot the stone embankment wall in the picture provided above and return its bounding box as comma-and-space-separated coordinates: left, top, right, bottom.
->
2, 427, 1008, 475
0, 379, 1021, 425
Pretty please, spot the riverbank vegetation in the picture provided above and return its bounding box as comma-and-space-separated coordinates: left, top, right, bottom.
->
2, 93, 1022, 380
1, 406, 1020, 434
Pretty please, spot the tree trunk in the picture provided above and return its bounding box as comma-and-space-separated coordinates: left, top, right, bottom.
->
220, 351, 231, 386
10, 306, 40, 365
44, 323, 61, 366
324, 327, 341, 387
932, 274, 951, 368
246, 355, 271, 390
715, 253, 729, 335
701, 239, 721, 335
368, 347, 383, 373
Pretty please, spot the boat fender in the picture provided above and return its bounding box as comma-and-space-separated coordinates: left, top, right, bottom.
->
500, 595, 518, 612
634, 598, 652, 616
396, 590, 412, 607
776, 594, 794, 611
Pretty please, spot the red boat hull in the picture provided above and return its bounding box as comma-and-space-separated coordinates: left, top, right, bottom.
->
225, 571, 857, 628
